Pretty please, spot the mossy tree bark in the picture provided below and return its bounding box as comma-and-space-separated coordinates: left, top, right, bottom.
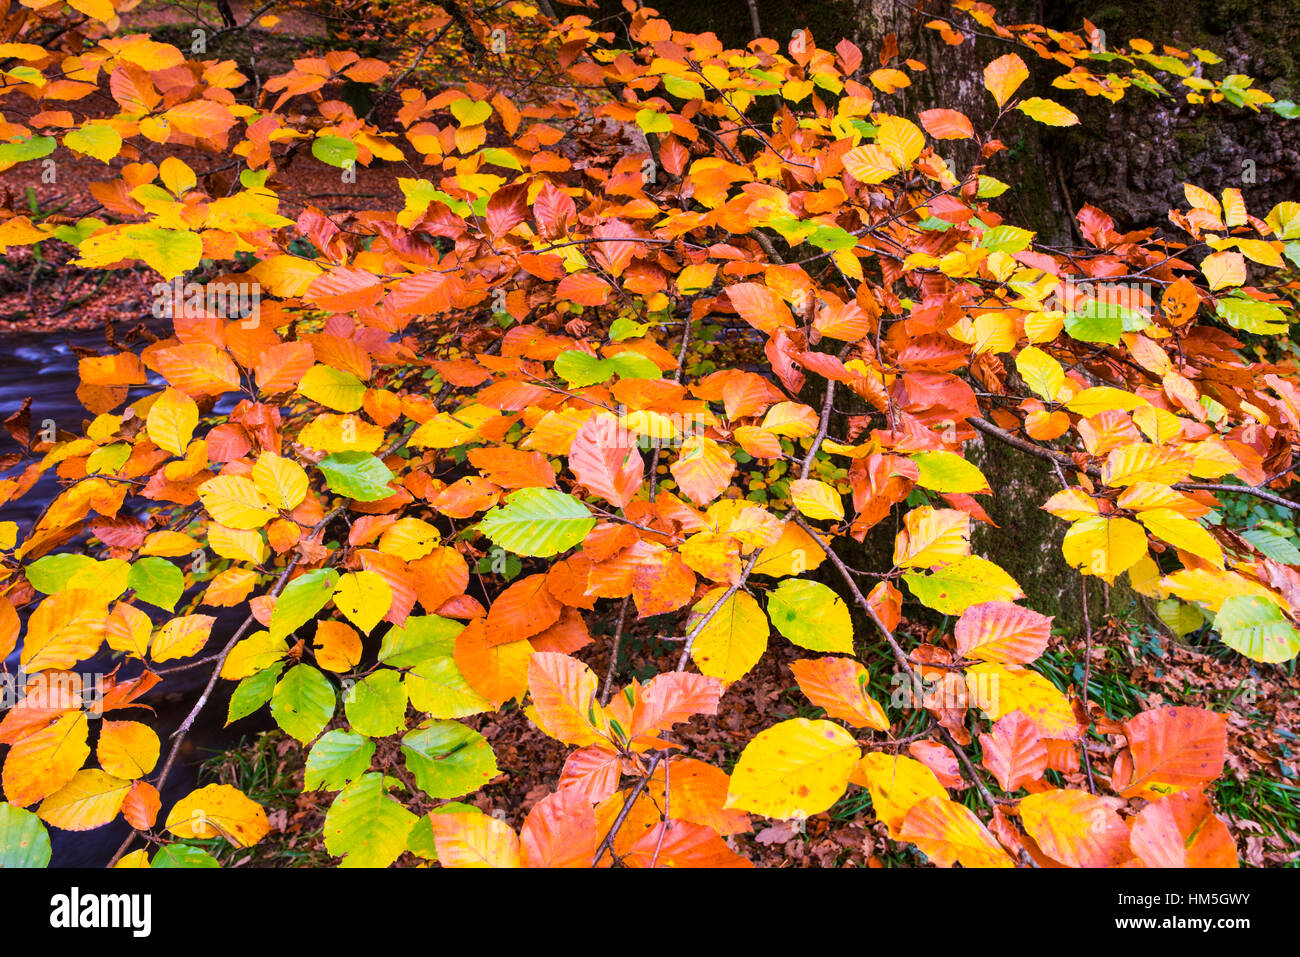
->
591, 0, 1293, 629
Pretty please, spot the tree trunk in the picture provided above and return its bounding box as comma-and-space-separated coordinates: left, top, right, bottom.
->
596, 0, 1294, 628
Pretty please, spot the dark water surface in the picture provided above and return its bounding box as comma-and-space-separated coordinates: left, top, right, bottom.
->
1, 327, 273, 866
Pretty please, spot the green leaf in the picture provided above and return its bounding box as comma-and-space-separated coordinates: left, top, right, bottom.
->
400, 721, 498, 799
1064, 299, 1131, 345
766, 579, 854, 654
312, 135, 358, 168
25, 554, 97, 593
324, 773, 416, 867
304, 730, 375, 791
1156, 598, 1204, 638
806, 225, 859, 251
0, 135, 55, 164
269, 568, 339, 642
976, 175, 1010, 198
405, 658, 491, 719
271, 665, 336, 743
0, 803, 51, 868
478, 487, 597, 557
343, 669, 407, 738
553, 350, 612, 387
634, 109, 673, 134
63, 125, 121, 162
1215, 296, 1289, 335
911, 451, 990, 494
1241, 527, 1300, 564
298, 364, 366, 412
1269, 99, 1300, 119
662, 74, 705, 99
52, 217, 104, 246
152, 844, 220, 868
318, 452, 396, 502
378, 615, 464, 667
76, 225, 202, 280
226, 666, 281, 725
977, 224, 1034, 253
1215, 595, 1300, 663
902, 556, 1023, 615
127, 557, 184, 611
479, 147, 522, 170
607, 352, 662, 380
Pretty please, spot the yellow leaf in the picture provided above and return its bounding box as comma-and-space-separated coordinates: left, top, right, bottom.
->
724, 718, 860, 819
220, 630, 289, 680
97, 721, 160, 778
749, 520, 826, 578
0, 711, 89, 807
1020, 789, 1132, 867
966, 663, 1080, 739
21, 590, 108, 672
251, 452, 308, 511
430, 812, 522, 867
1136, 509, 1224, 567
852, 753, 946, 838
893, 507, 970, 569
145, 387, 197, 456
106, 602, 152, 657
150, 614, 216, 662
789, 479, 844, 522
689, 588, 768, 683
298, 363, 366, 412
38, 769, 132, 831
874, 115, 924, 167
298, 414, 385, 453
198, 474, 276, 529
1101, 443, 1193, 486
166, 783, 270, 847
208, 524, 268, 565
1061, 515, 1148, 582
1041, 488, 1099, 521
1014, 346, 1065, 401
377, 517, 441, 560
1065, 387, 1146, 417
841, 144, 898, 184
1201, 250, 1245, 290
1015, 97, 1079, 126
333, 570, 393, 633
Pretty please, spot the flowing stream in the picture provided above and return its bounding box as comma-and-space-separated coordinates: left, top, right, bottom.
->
1, 328, 272, 866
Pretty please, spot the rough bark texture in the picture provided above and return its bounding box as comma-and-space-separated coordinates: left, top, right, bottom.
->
593, 0, 1293, 628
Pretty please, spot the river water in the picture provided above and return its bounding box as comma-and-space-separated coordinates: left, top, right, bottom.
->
1, 328, 274, 866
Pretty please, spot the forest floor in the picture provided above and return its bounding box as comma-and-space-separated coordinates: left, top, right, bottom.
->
193, 605, 1300, 868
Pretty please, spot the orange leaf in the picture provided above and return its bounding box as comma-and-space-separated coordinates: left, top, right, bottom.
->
983, 53, 1028, 108
1113, 706, 1226, 798
789, 656, 889, 730
568, 413, 643, 508
899, 794, 1014, 867
1020, 789, 1133, 867
454, 619, 531, 708
978, 711, 1048, 791
484, 574, 561, 646
953, 600, 1052, 664
520, 787, 599, 867
526, 651, 606, 747
1129, 788, 1238, 868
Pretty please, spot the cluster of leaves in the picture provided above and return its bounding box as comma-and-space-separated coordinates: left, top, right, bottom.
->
0, 0, 1297, 868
